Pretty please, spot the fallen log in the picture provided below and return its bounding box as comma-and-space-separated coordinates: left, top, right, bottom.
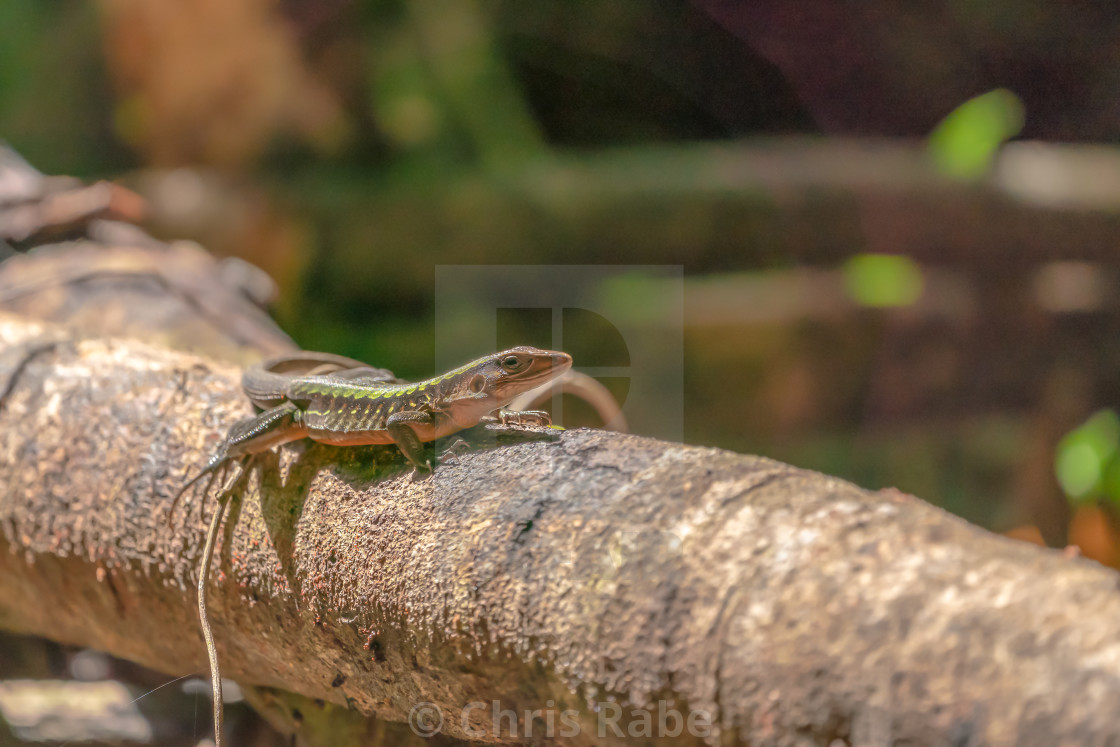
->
1, 316, 1119, 744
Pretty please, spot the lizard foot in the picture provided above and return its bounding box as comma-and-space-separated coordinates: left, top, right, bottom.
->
437, 437, 472, 465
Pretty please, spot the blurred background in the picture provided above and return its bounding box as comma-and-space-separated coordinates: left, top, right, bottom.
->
4, 0, 1120, 742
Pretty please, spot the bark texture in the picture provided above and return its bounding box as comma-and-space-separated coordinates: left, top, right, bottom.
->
2, 315, 1120, 745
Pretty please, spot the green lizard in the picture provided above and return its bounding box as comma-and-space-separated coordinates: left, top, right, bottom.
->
175, 346, 572, 746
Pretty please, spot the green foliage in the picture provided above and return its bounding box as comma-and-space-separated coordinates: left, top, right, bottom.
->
928, 88, 1024, 179
842, 254, 924, 308
1056, 410, 1120, 505
0, 2, 119, 175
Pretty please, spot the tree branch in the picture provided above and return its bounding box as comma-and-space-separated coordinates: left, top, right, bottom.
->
2, 315, 1120, 745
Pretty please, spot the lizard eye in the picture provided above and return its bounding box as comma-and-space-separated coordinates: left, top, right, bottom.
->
502, 355, 522, 371
468, 374, 486, 393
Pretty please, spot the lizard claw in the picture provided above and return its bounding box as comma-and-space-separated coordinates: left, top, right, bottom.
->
493, 408, 552, 427
438, 437, 471, 465
408, 459, 434, 481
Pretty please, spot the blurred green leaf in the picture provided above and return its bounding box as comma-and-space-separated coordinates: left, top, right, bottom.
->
842, 254, 923, 308
0, 2, 116, 174
1103, 458, 1120, 509
1058, 441, 1104, 500
928, 88, 1024, 179
1056, 409, 1120, 502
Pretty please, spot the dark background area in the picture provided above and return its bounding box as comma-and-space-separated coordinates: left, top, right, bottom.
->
4, 0, 1120, 741
6, 0, 1120, 549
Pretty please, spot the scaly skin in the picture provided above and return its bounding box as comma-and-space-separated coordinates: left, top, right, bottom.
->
173, 346, 571, 515
175, 346, 572, 747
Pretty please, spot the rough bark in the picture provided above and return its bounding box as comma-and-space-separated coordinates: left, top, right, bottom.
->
2, 316, 1120, 745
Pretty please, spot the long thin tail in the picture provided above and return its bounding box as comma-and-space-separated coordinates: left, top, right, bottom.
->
199, 487, 231, 747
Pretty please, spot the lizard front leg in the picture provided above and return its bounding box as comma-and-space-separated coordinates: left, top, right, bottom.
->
485, 408, 553, 426
385, 410, 435, 473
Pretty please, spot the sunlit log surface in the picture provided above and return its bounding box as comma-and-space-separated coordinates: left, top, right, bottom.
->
2, 316, 1120, 745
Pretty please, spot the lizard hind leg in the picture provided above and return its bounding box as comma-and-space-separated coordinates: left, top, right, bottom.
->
172, 401, 306, 525
199, 455, 252, 525
193, 467, 226, 526
168, 455, 225, 526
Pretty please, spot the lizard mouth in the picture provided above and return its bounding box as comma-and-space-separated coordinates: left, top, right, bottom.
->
492, 352, 572, 397
523, 352, 572, 384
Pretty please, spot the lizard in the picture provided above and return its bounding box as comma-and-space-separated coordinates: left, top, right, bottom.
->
173, 346, 573, 746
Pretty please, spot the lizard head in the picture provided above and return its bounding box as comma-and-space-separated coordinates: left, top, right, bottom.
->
445, 346, 572, 424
